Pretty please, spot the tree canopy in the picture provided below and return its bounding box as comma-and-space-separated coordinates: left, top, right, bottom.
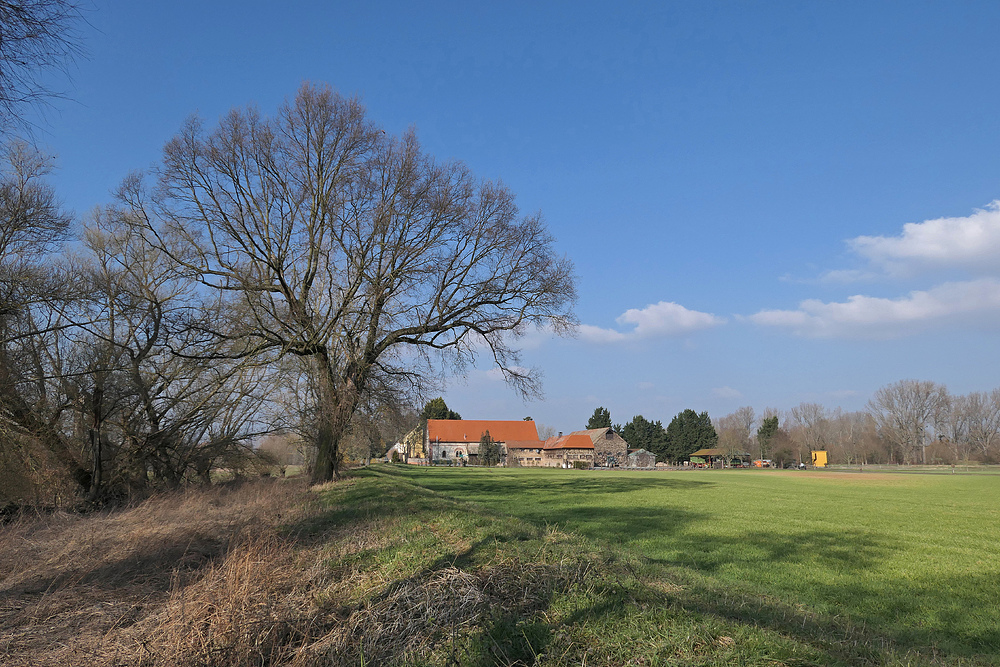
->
420, 397, 461, 421
664, 409, 717, 463
119, 83, 577, 482
756, 415, 779, 459
586, 406, 612, 430
622, 415, 667, 460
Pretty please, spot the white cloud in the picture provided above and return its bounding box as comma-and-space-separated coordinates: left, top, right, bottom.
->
848, 201, 1000, 275
580, 301, 725, 344
712, 386, 743, 399
748, 278, 1000, 338
578, 323, 628, 344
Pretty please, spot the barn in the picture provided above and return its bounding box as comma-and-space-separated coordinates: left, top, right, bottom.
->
425, 419, 540, 464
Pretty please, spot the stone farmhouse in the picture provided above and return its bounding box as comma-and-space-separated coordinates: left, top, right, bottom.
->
543, 433, 595, 467
414, 419, 653, 469
425, 419, 540, 464
571, 427, 629, 467
507, 432, 595, 468
504, 440, 546, 466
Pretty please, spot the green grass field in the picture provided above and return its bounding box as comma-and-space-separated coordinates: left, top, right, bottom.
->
314, 465, 1000, 665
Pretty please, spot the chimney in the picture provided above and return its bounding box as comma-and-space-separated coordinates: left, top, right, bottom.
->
558, 432, 562, 437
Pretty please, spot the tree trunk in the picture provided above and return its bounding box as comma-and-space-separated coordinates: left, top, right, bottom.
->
86, 383, 104, 502
310, 355, 362, 484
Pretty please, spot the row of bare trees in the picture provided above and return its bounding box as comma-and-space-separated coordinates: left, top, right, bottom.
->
713, 380, 1000, 466
0, 140, 279, 505
1, 84, 577, 505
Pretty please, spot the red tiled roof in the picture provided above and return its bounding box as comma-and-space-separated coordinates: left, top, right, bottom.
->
426, 420, 540, 444
543, 433, 595, 450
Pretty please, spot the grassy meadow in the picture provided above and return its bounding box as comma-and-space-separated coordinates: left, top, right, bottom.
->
3, 466, 998, 666
382, 465, 1000, 664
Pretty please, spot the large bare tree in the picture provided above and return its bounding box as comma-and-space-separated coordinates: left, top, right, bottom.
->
959, 390, 1000, 461
119, 83, 577, 482
867, 379, 948, 464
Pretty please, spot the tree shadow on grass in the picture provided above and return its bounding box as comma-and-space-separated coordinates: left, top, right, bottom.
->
568, 525, 999, 663
648, 527, 895, 574
387, 465, 713, 502
288, 468, 1000, 664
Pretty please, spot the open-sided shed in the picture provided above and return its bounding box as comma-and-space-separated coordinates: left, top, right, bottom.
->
689, 448, 728, 468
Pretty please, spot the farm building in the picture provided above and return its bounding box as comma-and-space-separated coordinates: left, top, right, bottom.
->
570, 427, 629, 467
425, 419, 540, 464
627, 449, 657, 468
689, 448, 728, 468
506, 440, 546, 467
541, 433, 595, 468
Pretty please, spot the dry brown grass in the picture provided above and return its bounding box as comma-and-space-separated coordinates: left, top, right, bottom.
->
0, 478, 317, 667
1, 472, 596, 667
123, 531, 323, 667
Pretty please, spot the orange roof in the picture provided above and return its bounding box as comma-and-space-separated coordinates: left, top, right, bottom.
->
543, 433, 595, 450
426, 419, 540, 444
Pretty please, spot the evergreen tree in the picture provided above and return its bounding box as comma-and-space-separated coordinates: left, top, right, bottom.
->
479, 430, 501, 466
664, 409, 718, 463
421, 397, 461, 421
622, 415, 668, 460
756, 415, 779, 459
586, 406, 612, 429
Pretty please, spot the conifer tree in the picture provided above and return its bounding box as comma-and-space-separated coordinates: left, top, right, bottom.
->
586, 406, 612, 430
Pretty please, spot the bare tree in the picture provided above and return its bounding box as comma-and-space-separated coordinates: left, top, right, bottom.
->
0, 1, 85, 133
716, 406, 755, 457
68, 210, 277, 496
536, 422, 557, 440
935, 393, 972, 462
867, 380, 948, 464
119, 83, 577, 482
714, 412, 742, 457
734, 405, 757, 439
788, 402, 831, 462
962, 390, 1000, 462
827, 410, 875, 465
0, 138, 79, 501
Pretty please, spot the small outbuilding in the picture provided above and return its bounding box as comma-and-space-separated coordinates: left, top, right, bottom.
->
689, 448, 729, 468
627, 448, 656, 468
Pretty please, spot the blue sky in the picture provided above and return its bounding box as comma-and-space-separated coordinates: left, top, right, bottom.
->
30, 1, 1000, 431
